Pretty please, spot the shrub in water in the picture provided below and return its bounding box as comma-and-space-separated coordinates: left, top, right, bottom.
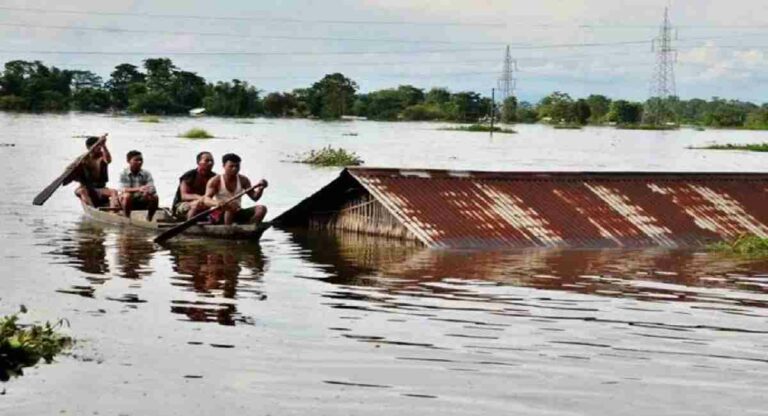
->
708, 234, 768, 258
294, 146, 363, 167
1, 309, 72, 382
180, 128, 214, 139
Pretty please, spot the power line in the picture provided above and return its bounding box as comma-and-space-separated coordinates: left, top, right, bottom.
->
0, 39, 671, 58
0, 5, 506, 27
0, 22, 508, 45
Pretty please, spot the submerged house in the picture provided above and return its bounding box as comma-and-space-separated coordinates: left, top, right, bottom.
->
273, 168, 768, 249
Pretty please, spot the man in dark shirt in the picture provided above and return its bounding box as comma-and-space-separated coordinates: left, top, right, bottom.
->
73, 136, 118, 208
172, 151, 216, 220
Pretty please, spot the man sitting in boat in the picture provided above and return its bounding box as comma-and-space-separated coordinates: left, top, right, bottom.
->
72, 136, 118, 208
203, 153, 268, 225
119, 150, 159, 221
172, 151, 216, 220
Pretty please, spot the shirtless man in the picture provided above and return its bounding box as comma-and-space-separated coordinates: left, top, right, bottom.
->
203, 153, 267, 225
74, 135, 118, 208
172, 151, 216, 220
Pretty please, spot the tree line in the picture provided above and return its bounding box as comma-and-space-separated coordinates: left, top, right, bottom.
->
1, 58, 767, 129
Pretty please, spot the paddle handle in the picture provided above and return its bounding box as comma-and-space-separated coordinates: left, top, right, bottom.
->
32, 134, 108, 206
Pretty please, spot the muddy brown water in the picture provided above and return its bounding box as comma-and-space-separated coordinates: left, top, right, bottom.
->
2, 113, 768, 414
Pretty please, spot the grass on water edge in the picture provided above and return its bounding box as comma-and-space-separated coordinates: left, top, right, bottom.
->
690, 143, 768, 152
139, 116, 160, 123
293, 146, 363, 167
707, 235, 768, 258
441, 124, 517, 134
553, 123, 583, 130
179, 128, 214, 139
615, 124, 679, 130
1, 307, 72, 382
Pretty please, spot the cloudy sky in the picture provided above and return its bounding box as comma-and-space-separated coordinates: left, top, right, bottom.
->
0, 0, 766, 102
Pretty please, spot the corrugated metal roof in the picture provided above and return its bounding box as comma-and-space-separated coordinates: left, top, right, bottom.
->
275, 168, 768, 249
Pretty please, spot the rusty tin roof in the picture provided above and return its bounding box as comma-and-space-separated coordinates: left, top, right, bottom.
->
274, 168, 768, 249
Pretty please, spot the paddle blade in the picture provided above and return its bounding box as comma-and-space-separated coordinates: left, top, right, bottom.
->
33, 135, 106, 206
33, 180, 63, 206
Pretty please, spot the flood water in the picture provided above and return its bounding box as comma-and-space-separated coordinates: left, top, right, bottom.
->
2, 112, 768, 415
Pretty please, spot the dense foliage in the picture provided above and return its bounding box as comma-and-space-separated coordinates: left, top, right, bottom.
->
1, 310, 72, 381
708, 235, 768, 258
2, 58, 768, 127
292, 146, 363, 166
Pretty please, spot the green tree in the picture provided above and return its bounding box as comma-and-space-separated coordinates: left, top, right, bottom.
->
106, 63, 145, 110
585, 94, 611, 124
396, 85, 424, 107
263, 92, 296, 117
425, 87, 451, 106
202, 80, 262, 117
501, 96, 518, 123
538, 91, 574, 123
143, 58, 176, 93
364, 89, 403, 120
307, 73, 358, 119
607, 100, 643, 124
169, 70, 206, 111
515, 101, 539, 123
574, 99, 591, 125
447, 91, 484, 122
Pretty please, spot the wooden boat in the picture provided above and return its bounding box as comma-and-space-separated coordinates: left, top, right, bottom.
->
81, 203, 271, 240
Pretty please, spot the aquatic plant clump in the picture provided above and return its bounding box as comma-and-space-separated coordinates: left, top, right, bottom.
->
179, 128, 214, 139
615, 124, 679, 130
441, 124, 516, 134
139, 116, 160, 123
1, 311, 72, 382
294, 146, 363, 166
708, 235, 768, 258
694, 143, 768, 152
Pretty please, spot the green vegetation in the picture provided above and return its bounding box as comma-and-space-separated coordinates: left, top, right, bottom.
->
441, 124, 516, 134
553, 124, 582, 130
693, 143, 768, 152
616, 124, 678, 130
179, 128, 214, 139
708, 235, 768, 258
1, 309, 72, 381
139, 116, 160, 123
4, 58, 768, 128
294, 146, 363, 166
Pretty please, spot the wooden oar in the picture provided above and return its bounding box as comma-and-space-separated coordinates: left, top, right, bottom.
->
154, 184, 261, 244
32, 135, 107, 206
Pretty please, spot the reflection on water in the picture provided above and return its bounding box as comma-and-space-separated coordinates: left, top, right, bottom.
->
48, 219, 267, 326
52, 221, 110, 275
168, 240, 267, 326
116, 231, 155, 280
292, 229, 768, 309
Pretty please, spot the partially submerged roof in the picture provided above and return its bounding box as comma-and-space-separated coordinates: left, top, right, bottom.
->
273, 167, 768, 249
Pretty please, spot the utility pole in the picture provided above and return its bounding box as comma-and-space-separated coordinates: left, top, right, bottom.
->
648, 7, 677, 125
497, 45, 517, 103
490, 88, 495, 137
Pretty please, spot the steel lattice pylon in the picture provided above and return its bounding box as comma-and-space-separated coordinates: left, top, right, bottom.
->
648, 7, 677, 125
497, 45, 517, 102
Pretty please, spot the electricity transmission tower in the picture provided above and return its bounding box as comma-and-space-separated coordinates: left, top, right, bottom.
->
497, 45, 517, 102
647, 7, 677, 125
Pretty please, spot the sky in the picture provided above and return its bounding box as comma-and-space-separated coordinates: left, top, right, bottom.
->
0, 0, 767, 102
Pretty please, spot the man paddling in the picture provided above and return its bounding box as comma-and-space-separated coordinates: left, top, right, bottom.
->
72, 136, 118, 208
172, 151, 216, 220
119, 150, 159, 221
203, 153, 267, 225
